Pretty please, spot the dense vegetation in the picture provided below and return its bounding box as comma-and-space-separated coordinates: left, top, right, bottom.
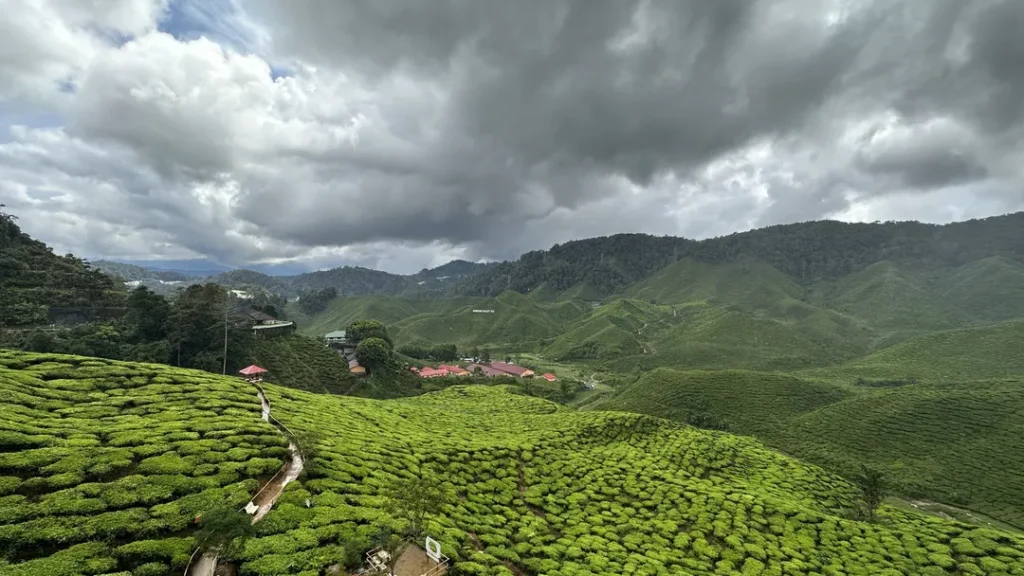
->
462, 212, 1024, 297
237, 381, 1024, 575
0, 209, 125, 327
0, 351, 287, 575
598, 368, 1024, 529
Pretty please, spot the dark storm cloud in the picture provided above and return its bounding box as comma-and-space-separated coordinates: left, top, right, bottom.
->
5, 0, 1024, 272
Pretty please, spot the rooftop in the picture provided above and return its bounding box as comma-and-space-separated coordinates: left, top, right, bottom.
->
325, 330, 347, 339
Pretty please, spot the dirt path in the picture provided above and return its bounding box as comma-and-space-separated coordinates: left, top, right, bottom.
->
186, 385, 304, 575
188, 551, 217, 576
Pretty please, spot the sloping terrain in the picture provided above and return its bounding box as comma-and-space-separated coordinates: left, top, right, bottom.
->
593, 369, 849, 435
251, 384, 1024, 575
389, 291, 587, 349
0, 214, 125, 327
3, 352, 1024, 575
801, 320, 1024, 384
250, 334, 358, 395
598, 367, 1024, 528
288, 295, 480, 337
0, 351, 287, 575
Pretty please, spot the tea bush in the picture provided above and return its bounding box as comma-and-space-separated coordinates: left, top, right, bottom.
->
0, 350, 288, 575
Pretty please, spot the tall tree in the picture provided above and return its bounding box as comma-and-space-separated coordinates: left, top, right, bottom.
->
856, 465, 888, 522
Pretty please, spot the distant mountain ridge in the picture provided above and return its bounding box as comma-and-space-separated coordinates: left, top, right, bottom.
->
460, 212, 1024, 297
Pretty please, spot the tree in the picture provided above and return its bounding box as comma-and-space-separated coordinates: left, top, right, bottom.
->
194, 507, 254, 555
347, 319, 392, 347
123, 286, 169, 343
560, 379, 573, 402
470, 346, 479, 360
369, 523, 404, 575
356, 337, 394, 374
480, 349, 491, 363
856, 465, 887, 522
522, 379, 534, 396
504, 354, 512, 363
384, 475, 448, 538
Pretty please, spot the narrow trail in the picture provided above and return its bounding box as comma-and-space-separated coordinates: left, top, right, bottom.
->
185, 384, 304, 576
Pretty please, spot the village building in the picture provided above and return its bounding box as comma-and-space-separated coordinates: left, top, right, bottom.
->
248, 309, 295, 335
542, 372, 557, 382
488, 361, 535, 378
464, 363, 508, 377
324, 330, 348, 349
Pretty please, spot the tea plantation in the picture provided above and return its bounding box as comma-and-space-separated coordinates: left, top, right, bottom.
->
599, 368, 1024, 530
4, 352, 1024, 575
0, 351, 288, 576
248, 383, 1024, 575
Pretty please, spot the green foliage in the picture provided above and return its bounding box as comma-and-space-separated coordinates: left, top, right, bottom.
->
355, 337, 395, 375
195, 507, 254, 554
0, 351, 288, 573
856, 466, 888, 522
397, 343, 459, 361
0, 207, 125, 327
251, 334, 357, 395
3, 351, 1024, 575
296, 287, 337, 315
383, 476, 448, 537
599, 368, 1024, 528
347, 319, 392, 347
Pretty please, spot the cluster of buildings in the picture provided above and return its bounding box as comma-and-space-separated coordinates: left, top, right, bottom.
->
324, 330, 365, 375
415, 360, 557, 381
412, 364, 471, 378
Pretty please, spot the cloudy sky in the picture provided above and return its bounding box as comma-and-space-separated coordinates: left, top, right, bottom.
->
2, 0, 1023, 274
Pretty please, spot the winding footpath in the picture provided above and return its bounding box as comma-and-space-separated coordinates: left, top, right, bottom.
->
186, 384, 305, 576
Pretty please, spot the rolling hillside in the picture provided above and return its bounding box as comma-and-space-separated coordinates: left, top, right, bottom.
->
250, 334, 358, 395
5, 351, 1024, 575
0, 351, 287, 575
0, 211, 125, 327
598, 367, 1024, 528
801, 320, 1024, 384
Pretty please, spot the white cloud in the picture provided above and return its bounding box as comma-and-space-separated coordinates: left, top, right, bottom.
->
2, 0, 1024, 274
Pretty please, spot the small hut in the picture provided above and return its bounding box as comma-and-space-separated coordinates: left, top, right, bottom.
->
239, 365, 268, 383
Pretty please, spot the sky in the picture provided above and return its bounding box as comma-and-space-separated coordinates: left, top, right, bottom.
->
1, 0, 1023, 274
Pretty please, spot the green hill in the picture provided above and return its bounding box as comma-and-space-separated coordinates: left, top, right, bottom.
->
938, 256, 1024, 322
802, 320, 1024, 384
0, 351, 288, 575
0, 211, 125, 327
778, 378, 1024, 528
389, 291, 586, 349
625, 256, 805, 309
250, 334, 358, 395
594, 369, 849, 435
598, 367, 1024, 528
288, 295, 469, 337
4, 351, 1024, 575
544, 299, 677, 360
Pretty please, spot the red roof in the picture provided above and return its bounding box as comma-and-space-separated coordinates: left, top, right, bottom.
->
238, 365, 268, 375
466, 364, 507, 377
489, 361, 529, 376
542, 373, 557, 381
418, 367, 449, 378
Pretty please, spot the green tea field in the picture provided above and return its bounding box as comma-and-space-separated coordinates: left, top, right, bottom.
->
598, 368, 1024, 530
0, 351, 288, 575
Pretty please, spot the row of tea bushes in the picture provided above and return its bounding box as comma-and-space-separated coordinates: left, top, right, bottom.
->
0, 351, 288, 575
245, 384, 1024, 575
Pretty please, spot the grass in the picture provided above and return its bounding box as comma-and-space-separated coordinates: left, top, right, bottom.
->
597, 367, 1024, 530
3, 351, 1024, 575
0, 350, 287, 575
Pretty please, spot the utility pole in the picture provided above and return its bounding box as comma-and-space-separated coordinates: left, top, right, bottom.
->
222, 288, 229, 375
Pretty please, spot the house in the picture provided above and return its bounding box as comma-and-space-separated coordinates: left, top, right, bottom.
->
248, 309, 295, 334
542, 373, 557, 382
438, 365, 470, 376
418, 367, 449, 378
489, 361, 535, 378
465, 363, 507, 377
324, 330, 348, 348
349, 358, 366, 376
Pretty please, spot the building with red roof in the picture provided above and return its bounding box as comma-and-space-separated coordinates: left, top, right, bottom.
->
488, 362, 535, 378
542, 373, 557, 382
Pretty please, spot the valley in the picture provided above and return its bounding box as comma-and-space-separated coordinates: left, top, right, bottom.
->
3, 209, 1024, 574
